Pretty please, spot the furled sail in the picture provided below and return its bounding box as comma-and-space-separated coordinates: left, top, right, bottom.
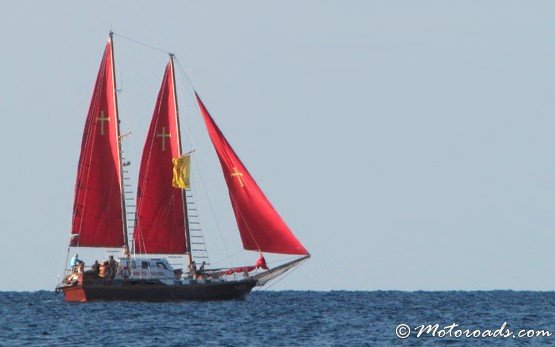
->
196, 93, 308, 255
134, 59, 188, 254
70, 40, 125, 247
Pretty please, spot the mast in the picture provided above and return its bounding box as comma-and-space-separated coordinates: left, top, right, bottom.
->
170, 54, 193, 266
109, 30, 130, 253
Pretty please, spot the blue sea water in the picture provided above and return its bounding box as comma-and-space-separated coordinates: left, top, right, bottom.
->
0, 291, 553, 346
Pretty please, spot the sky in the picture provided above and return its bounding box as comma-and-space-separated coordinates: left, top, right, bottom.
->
1, 1, 555, 291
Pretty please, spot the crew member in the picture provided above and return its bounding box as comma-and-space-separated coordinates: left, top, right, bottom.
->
91, 260, 100, 275
195, 261, 206, 279
104, 261, 112, 279
123, 246, 130, 258
70, 254, 80, 272
108, 256, 117, 279
189, 261, 197, 278
99, 262, 106, 278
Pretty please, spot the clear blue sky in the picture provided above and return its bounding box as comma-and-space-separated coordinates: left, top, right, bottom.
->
1, 1, 555, 291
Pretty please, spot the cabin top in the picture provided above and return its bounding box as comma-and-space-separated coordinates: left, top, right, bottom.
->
118, 257, 175, 272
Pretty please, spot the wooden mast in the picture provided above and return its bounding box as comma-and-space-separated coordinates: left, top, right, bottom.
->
109, 30, 130, 253
169, 54, 193, 266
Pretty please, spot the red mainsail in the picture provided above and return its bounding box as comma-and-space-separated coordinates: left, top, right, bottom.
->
196, 93, 308, 255
70, 40, 125, 247
134, 59, 187, 254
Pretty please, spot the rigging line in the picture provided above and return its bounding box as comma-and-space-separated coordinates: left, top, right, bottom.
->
266, 256, 297, 265
173, 58, 197, 93
174, 58, 266, 256
111, 35, 129, 250
209, 249, 244, 266
189, 156, 232, 265
58, 246, 72, 286
184, 190, 211, 264
173, 57, 233, 267
260, 260, 304, 291
112, 33, 172, 55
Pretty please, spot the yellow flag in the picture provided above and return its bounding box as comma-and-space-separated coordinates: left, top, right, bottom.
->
172, 155, 191, 189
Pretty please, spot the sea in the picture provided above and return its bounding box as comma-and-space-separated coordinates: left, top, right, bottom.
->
0, 290, 553, 346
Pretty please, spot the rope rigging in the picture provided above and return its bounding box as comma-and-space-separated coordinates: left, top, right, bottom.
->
112, 31, 236, 266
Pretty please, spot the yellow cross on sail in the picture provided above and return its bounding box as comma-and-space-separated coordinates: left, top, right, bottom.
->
96, 111, 110, 135
172, 154, 191, 189
231, 167, 245, 187
156, 127, 171, 151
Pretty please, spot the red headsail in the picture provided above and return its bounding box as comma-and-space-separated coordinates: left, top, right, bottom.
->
196, 93, 308, 255
134, 60, 188, 254
70, 40, 125, 247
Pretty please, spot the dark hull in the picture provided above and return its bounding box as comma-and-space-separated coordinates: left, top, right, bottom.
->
58, 280, 257, 302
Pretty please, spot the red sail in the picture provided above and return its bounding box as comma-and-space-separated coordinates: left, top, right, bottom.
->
70, 41, 125, 247
196, 93, 308, 255
134, 60, 187, 254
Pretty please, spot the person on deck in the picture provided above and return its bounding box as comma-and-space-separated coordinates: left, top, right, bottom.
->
195, 261, 206, 279
104, 261, 112, 279
108, 256, 117, 279
77, 262, 85, 274
70, 254, 80, 271
123, 246, 130, 258
189, 261, 197, 278
91, 261, 100, 275
99, 262, 106, 278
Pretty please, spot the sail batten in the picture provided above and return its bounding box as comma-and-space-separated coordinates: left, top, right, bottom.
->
70, 40, 125, 248
134, 60, 188, 255
195, 93, 308, 255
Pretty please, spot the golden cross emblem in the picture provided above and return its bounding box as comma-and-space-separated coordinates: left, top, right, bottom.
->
96, 111, 110, 135
156, 127, 171, 151
231, 167, 245, 187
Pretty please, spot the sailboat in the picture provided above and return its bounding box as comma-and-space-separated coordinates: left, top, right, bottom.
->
56, 32, 309, 302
